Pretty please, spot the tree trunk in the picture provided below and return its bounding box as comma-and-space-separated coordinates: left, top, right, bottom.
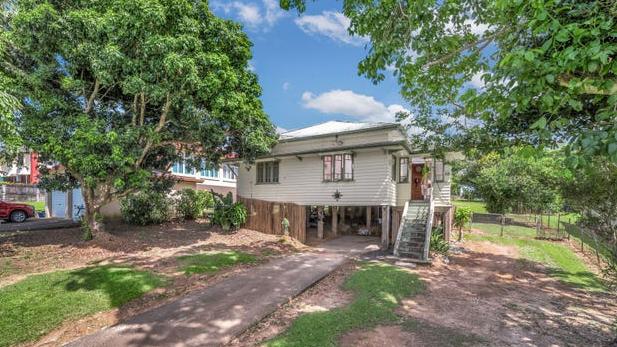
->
82, 187, 105, 240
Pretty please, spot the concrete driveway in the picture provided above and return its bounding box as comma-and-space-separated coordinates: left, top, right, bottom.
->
0, 218, 78, 233
66, 236, 378, 347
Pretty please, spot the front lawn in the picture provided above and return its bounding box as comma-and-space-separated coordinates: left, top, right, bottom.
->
0, 266, 164, 347
266, 262, 424, 347
467, 224, 605, 292
452, 200, 487, 214
177, 250, 258, 275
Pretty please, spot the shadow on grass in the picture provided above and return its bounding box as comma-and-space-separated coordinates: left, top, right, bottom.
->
64, 266, 165, 306
266, 262, 424, 347
177, 250, 258, 275
0, 266, 163, 347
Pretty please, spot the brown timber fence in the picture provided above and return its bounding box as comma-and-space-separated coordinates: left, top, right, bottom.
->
238, 197, 306, 243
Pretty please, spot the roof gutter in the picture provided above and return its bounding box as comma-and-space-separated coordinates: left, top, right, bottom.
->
278, 123, 402, 143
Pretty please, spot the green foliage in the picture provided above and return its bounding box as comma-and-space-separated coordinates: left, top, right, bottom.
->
177, 251, 257, 275
283, 1, 617, 163
458, 148, 569, 213
562, 159, 617, 287
176, 189, 214, 220
121, 190, 172, 226
430, 226, 450, 255
266, 262, 424, 347
0, 266, 163, 347
3, 0, 276, 233
454, 207, 472, 231
212, 192, 247, 230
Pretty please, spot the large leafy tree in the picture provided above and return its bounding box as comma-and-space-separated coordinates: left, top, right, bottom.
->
457, 148, 569, 214
2, 0, 276, 236
283, 0, 617, 162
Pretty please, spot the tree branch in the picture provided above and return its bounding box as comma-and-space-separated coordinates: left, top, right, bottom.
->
131, 94, 138, 125
156, 94, 171, 132
139, 92, 146, 126
422, 30, 503, 70
84, 79, 100, 113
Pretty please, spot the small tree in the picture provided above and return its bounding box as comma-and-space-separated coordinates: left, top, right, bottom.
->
454, 207, 472, 242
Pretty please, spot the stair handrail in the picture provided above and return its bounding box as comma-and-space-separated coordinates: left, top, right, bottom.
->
393, 200, 409, 257
423, 186, 434, 261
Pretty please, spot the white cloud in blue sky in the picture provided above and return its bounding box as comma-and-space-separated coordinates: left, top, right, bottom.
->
212, 0, 285, 29
301, 90, 409, 122
295, 11, 368, 46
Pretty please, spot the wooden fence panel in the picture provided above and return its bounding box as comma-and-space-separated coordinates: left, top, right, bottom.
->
238, 197, 306, 243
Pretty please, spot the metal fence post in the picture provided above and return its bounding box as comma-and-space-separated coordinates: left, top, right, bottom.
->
500, 214, 504, 237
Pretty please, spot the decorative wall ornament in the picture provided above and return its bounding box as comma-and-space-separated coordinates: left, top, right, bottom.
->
332, 189, 343, 201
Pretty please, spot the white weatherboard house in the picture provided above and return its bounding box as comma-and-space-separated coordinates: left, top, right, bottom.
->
235, 121, 454, 261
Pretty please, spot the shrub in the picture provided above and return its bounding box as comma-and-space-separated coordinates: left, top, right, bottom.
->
211, 193, 247, 231
121, 190, 172, 225
176, 189, 214, 220
454, 207, 472, 241
430, 226, 450, 255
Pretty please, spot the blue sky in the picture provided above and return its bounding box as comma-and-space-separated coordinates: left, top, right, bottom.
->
210, 0, 411, 132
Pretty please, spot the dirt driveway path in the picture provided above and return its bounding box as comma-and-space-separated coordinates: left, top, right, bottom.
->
66, 236, 380, 347
395, 241, 617, 346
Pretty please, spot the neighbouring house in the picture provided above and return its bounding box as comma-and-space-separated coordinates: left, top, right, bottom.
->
0, 150, 40, 184
233, 121, 455, 262
170, 155, 238, 198
47, 158, 237, 221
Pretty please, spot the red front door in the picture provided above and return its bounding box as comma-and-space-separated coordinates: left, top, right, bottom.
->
411, 164, 424, 200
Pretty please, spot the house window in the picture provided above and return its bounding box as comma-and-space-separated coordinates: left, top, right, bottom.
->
323, 155, 333, 181
201, 161, 219, 178
257, 161, 278, 184
222, 164, 236, 180
323, 153, 353, 182
172, 155, 196, 175
391, 155, 397, 181
434, 159, 444, 182
334, 154, 343, 180
344, 154, 353, 180
399, 157, 409, 183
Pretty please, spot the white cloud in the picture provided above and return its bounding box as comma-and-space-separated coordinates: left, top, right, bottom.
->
469, 71, 486, 89
445, 19, 490, 37
295, 11, 368, 46
263, 0, 285, 26
282, 82, 290, 91
301, 89, 409, 122
212, 0, 285, 30
276, 126, 288, 134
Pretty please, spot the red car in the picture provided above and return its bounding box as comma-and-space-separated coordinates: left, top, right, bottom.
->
0, 201, 36, 223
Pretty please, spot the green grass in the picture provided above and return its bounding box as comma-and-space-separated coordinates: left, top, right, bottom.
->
14, 201, 45, 213
177, 250, 258, 275
266, 262, 424, 347
452, 200, 487, 213
0, 266, 164, 347
468, 224, 605, 292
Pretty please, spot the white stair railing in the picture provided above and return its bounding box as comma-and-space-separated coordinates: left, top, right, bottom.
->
393, 201, 409, 257
423, 187, 434, 261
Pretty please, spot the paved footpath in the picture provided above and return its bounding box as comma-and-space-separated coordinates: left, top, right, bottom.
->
65, 238, 378, 347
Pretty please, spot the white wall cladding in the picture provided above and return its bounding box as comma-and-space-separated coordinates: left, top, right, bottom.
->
270, 128, 406, 157
238, 149, 397, 206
